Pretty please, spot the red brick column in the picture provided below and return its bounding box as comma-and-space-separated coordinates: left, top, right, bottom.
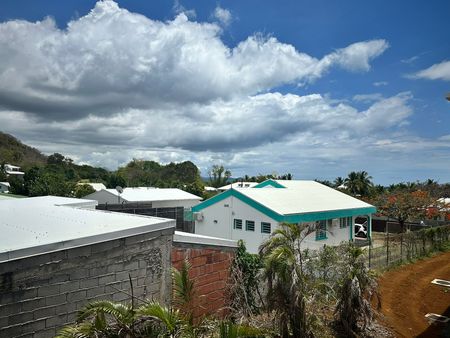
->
172, 245, 235, 319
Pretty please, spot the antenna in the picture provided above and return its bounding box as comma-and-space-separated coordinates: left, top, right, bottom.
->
116, 186, 123, 203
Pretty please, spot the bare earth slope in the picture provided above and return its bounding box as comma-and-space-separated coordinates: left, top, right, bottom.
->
378, 251, 450, 337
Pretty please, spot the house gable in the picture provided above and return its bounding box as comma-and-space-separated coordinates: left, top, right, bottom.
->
253, 179, 286, 189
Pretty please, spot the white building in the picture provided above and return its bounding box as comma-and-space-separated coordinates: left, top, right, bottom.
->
84, 187, 202, 209
4, 164, 24, 177
0, 196, 174, 262
77, 182, 107, 191
0, 182, 10, 193
192, 179, 376, 253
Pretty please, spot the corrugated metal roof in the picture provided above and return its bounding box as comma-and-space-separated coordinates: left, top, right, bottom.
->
103, 187, 202, 202
237, 180, 373, 215
0, 196, 175, 262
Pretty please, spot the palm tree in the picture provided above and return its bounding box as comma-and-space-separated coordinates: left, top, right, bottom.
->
333, 177, 345, 189
56, 300, 180, 337
344, 171, 373, 196
259, 222, 317, 338
335, 244, 379, 338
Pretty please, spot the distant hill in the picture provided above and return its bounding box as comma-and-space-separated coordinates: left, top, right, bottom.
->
0, 132, 47, 167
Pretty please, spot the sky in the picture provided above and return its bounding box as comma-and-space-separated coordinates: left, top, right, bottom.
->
0, 0, 449, 185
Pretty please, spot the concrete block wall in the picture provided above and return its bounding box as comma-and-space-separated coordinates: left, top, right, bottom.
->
0, 228, 173, 338
172, 243, 235, 320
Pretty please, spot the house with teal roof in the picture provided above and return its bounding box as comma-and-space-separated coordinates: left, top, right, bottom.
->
192, 179, 376, 253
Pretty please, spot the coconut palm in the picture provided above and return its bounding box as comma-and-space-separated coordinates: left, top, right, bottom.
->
333, 176, 345, 189
344, 171, 373, 196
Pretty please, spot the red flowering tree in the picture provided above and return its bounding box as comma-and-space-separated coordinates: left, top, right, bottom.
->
374, 190, 439, 232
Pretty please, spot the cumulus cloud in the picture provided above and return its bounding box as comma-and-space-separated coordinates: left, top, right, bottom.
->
409, 60, 450, 81
0, 91, 413, 154
213, 6, 232, 27
0, 0, 388, 121
2, 1, 445, 183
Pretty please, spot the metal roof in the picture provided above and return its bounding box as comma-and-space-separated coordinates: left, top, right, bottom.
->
239, 180, 373, 215
0, 196, 175, 262
193, 179, 376, 222
77, 182, 107, 191
100, 187, 202, 202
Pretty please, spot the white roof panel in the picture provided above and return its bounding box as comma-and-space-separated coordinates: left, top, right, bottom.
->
0, 196, 175, 262
218, 182, 258, 190
236, 180, 373, 215
104, 187, 202, 202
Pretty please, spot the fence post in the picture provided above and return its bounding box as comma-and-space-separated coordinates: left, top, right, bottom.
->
400, 233, 403, 262
386, 222, 389, 267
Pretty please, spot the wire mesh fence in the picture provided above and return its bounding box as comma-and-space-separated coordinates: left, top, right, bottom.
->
365, 224, 450, 270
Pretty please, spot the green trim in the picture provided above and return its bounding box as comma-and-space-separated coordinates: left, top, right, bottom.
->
349, 216, 353, 241
253, 179, 286, 189
192, 189, 232, 212
315, 220, 327, 240
192, 188, 376, 223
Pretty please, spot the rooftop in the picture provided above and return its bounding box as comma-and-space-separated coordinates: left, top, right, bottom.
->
218, 182, 258, 190
240, 180, 373, 215
0, 196, 175, 262
193, 179, 376, 222
97, 187, 202, 202
77, 182, 107, 191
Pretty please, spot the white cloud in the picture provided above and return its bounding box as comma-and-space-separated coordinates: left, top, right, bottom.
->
0, 0, 388, 121
409, 60, 450, 81
213, 6, 232, 27
2, 1, 447, 183
373, 81, 388, 86
353, 93, 383, 103
321, 40, 389, 72
173, 0, 196, 19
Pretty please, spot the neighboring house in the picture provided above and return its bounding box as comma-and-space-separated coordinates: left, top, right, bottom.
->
0, 195, 175, 337
84, 187, 202, 231
4, 164, 24, 177
204, 186, 218, 192
428, 197, 450, 221
218, 181, 258, 191
84, 187, 202, 209
192, 179, 376, 253
77, 182, 107, 191
0, 182, 10, 193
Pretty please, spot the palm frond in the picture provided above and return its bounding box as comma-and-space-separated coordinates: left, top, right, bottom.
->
77, 300, 134, 325
137, 302, 181, 333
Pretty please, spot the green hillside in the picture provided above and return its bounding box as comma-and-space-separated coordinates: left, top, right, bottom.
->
0, 132, 47, 167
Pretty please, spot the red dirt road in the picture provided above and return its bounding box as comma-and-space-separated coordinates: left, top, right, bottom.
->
378, 251, 450, 337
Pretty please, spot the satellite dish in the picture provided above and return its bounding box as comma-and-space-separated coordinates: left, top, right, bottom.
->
116, 186, 123, 194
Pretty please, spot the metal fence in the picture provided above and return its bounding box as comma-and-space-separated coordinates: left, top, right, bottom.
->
365, 224, 450, 270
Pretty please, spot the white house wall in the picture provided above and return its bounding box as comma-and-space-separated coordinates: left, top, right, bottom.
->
195, 196, 357, 254
195, 195, 278, 254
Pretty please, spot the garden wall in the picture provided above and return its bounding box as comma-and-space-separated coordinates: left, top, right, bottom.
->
0, 228, 174, 338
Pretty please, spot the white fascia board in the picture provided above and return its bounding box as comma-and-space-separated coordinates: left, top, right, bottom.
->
174, 231, 238, 248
